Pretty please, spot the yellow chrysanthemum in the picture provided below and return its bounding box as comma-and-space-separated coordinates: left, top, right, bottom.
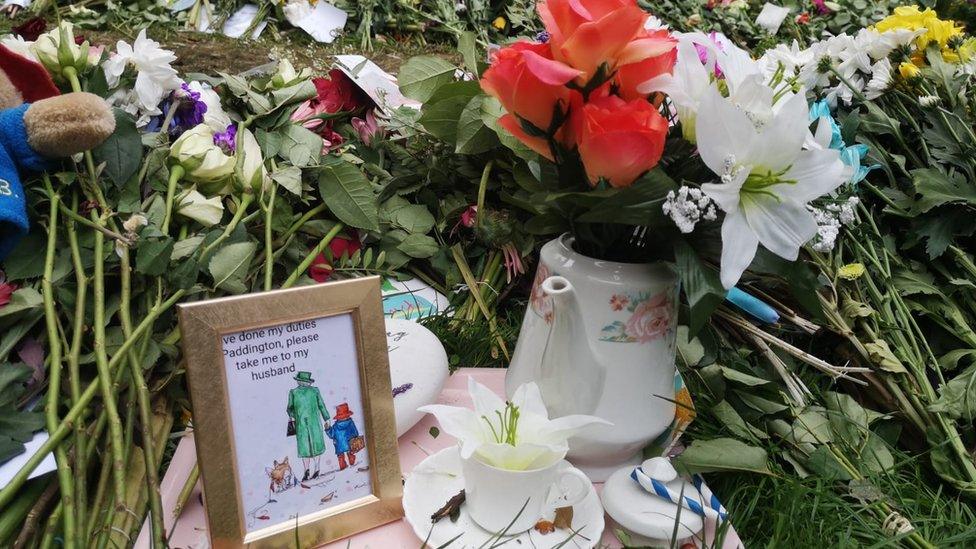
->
899, 61, 921, 79
838, 263, 866, 281
491, 16, 506, 30
875, 6, 966, 62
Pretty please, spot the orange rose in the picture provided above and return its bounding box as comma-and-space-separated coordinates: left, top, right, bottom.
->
615, 29, 677, 100
577, 95, 668, 188
537, 0, 650, 78
481, 41, 582, 159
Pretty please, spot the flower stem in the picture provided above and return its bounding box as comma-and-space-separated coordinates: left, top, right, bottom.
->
90, 212, 128, 511
162, 165, 185, 234
281, 223, 345, 289
65, 192, 88, 542
40, 176, 76, 549
0, 289, 186, 511
198, 193, 255, 265
264, 181, 278, 291
117, 245, 165, 547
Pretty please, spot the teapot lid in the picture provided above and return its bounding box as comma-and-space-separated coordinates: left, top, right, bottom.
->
601, 465, 703, 542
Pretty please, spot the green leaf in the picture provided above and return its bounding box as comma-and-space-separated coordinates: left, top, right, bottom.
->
419, 95, 471, 144
93, 109, 142, 188
208, 241, 257, 291
482, 96, 537, 161
805, 446, 853, 481
912, 168, 976, 213
272, 166, 303, 195
673, 239, 724, 336
718, 365, 772, 387
458, 32, 480, 76
824, 391, 877, 446
2, 233, 46, 280
385, 200, 435, 234
0, 364, 31, 407
672, 437, 771, 475
456, 96, 498, 154
929, 364, 976, 421
736, 391, 788, 415
711, 400, 766, 441
675, 325, 705, 367
136, 237, 175, 276
792, 407, 833, 444
279, 124, 323, 168
575, 169, 677, 225
317, 159, 379, 231
396, 233, 440, 258
939, 349, 976, 371
860, 432, 894, 474
0, 288, 43, 320
399, 56, 457, 102
0, 408, 44, 441
864, 340, 908, 373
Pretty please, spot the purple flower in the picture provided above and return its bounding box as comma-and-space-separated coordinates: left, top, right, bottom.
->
213, 124, 237, 154
535, 30, 550, 43
148, 83, 208, 137
812, 0, 830, 14
695, 32, 727, 78
392, 383, 414, 397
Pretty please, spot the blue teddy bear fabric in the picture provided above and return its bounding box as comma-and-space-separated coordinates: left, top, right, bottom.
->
0, 104, 48, 261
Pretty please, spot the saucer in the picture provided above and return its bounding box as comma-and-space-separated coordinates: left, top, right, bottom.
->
403, 447, 605, 548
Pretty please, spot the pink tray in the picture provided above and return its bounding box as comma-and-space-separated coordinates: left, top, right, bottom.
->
136, 368, 742, 548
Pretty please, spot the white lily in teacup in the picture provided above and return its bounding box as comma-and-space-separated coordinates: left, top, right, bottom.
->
696, 87, 848, 289
419, 378, 610, 471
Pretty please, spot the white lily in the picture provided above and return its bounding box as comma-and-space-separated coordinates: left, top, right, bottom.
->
418, 377, 610, 471
696, 87, 848, 288
177, 189, 224, 227
103, 29, 182, 115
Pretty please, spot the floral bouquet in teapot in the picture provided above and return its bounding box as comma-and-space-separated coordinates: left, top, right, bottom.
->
457, 0, 871, 477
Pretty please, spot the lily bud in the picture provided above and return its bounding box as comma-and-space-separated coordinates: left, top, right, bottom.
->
31, 22, 92, 80
177, 188, 225, 227
169, 124, 236, 195
235, 128, 269, 195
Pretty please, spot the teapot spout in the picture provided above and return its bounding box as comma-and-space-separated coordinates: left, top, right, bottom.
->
537, 276, 605, 416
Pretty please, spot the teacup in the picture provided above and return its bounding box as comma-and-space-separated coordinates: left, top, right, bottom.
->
461, 454, 591, 534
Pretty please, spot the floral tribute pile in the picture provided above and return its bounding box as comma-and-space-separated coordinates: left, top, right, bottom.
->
0, 0, 975, 546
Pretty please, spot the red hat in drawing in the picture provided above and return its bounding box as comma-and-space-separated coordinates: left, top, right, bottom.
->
334, 403, 353, 420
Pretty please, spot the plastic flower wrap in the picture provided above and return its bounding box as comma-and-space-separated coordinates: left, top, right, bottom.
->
31, 21, 93, 80
419, 378, 610, 471
169, 124, 236, 194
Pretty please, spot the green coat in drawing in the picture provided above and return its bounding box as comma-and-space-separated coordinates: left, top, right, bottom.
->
287, 384, 331, 458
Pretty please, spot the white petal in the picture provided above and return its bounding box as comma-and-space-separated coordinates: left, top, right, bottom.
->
416, 404, 484, 458
510, 382, 550, 419
696, 88, 755, 176
779, 148, 847, 203
742, 196, 818, 261
467, 376, 506, 417
720, 208, 760, 289
750, 91, 807, 172
539, 414, 612, 443
475, 442, 563, 471
702, 168, 748, 213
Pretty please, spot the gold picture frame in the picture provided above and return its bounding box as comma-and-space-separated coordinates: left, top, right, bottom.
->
178, 277, 403, 548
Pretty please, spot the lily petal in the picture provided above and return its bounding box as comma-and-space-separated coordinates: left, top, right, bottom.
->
696, 87, 755, 176
743, 195, 818, 261
779, 148, 847, 203
416, 403, 483, 458
511, 382, 551, 419
468, 376, 507, 417
719, 208, 760, 289
750, 90, 807, 172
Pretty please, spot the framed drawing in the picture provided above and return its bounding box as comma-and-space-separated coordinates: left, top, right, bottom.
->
178, 277, 403, 548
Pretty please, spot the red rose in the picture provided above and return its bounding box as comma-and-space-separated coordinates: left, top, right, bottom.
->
12, 17, 46, 41
308, 233, 363, 283
576, 95, 668, 187
312, 69, 370, 113
481, 41, 582, 159
0, 280, 17, 308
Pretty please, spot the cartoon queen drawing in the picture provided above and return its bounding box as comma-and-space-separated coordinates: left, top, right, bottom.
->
286, 371, 331, 481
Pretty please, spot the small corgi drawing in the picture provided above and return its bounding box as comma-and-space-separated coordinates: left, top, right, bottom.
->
266, 457, 293, 495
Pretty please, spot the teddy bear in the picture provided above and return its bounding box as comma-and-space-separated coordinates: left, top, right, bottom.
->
0, 43, 116, 260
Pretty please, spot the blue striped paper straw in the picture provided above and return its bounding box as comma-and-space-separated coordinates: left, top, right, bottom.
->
630, 467, 728, 521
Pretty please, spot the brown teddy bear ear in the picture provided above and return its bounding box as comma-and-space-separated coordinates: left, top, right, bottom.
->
0, 44, 60, 103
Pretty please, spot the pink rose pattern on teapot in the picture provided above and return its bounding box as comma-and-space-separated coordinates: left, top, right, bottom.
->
600, 290, 674, 344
